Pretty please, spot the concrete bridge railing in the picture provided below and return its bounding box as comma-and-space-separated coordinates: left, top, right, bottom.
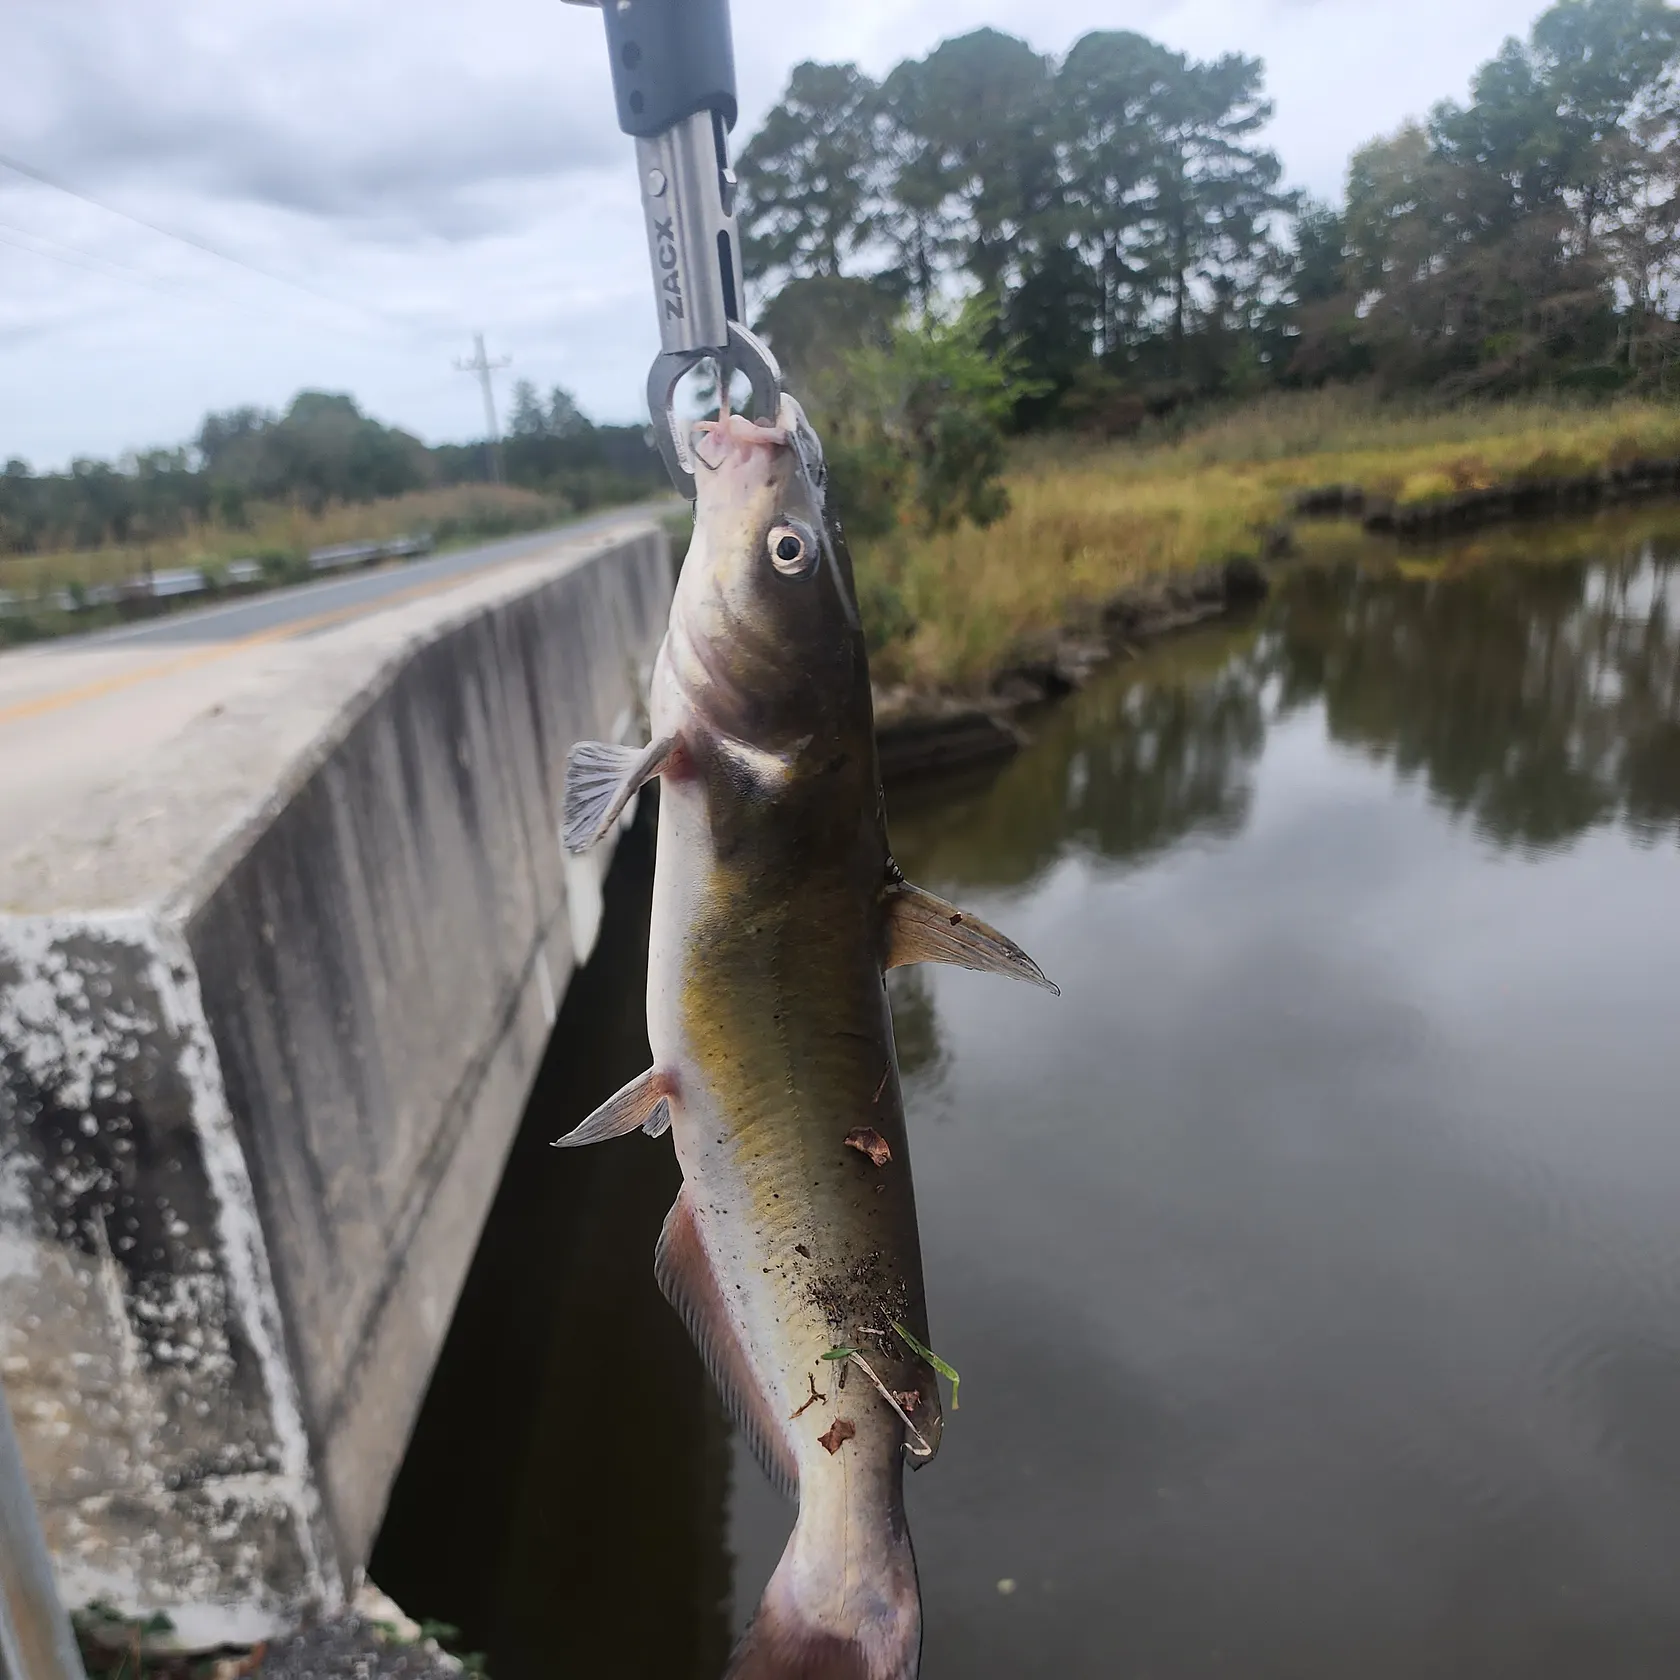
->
1, 1376, 86, 1680
0, 524, 673, 1643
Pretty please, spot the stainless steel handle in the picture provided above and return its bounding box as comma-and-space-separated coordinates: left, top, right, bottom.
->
635, 110, 741, 360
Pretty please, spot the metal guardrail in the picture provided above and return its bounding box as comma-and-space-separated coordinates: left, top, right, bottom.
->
0, 531, 435, 621
307, 540, 383, 571
305, 532, 434, 572
0, 1383, 87, 1680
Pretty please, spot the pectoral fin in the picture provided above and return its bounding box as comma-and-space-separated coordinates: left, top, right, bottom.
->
551, 1067, 673, 1148
884, 875, 1059, 995
656, 1191, 799, 1501
562, 736, 675, 852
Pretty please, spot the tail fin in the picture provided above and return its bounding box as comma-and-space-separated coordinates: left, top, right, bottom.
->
726, 1511, 921, 1680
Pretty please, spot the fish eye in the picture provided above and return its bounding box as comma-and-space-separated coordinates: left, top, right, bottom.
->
766, 519, 818, 578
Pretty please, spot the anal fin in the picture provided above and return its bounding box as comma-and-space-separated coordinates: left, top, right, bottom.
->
884, 873, 1059, 995
562, 735, 675, 852
551, 1067, 673, 1148
656, 1191, 799, 1502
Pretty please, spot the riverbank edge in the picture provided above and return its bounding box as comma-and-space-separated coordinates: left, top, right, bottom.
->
874, 554, 1270, 785
875, 465, 1680, 785
1295, 451, 1680, 540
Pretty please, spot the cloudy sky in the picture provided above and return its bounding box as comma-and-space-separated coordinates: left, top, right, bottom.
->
1, 0, 1548, 470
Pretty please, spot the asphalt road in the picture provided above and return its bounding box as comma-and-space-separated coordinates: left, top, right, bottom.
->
0, 502, 675, 908
19, 501, 678, 654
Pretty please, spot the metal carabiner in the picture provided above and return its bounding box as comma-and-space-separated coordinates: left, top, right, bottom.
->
646, 321, 782, 499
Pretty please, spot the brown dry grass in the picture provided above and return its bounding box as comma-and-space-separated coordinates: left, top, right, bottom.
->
862, 388, 1680, 690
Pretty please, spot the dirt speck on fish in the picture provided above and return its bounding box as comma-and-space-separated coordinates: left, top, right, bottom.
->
557, 396, 1054, 1679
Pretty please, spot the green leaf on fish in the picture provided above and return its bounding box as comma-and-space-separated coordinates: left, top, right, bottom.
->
893, 1322, 961, 1410
822, 1346, 861, 1361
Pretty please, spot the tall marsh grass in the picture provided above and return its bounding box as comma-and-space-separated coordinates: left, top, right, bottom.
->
862, 390, 1680, 690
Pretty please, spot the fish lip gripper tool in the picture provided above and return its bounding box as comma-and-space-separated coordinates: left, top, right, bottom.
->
564, 0, 782, 498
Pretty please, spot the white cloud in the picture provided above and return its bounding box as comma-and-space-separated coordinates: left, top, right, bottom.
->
0, 0, 1548, 470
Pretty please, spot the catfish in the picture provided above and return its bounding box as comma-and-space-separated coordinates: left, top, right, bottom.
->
558, 396, 1053, 1679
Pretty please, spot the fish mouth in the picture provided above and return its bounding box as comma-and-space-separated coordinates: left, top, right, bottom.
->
693, 412, 791, 477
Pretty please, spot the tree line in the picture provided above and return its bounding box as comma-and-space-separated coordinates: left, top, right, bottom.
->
737, 0, 1680, 426
0, 383, 662, 558
10, 0, 1677, 559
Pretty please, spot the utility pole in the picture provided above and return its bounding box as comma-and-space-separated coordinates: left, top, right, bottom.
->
454, 332, 511, 484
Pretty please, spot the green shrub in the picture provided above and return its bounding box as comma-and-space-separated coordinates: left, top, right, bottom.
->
808, 298, 1026, 539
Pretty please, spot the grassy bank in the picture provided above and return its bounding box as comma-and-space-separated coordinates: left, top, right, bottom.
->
0, 482, 574, 599
859, 390, 1680, 691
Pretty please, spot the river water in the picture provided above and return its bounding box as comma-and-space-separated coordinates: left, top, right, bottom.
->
375, 528, 1680, 1678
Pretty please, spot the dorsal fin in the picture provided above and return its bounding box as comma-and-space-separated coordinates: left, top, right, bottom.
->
656, 1191, 799, 1502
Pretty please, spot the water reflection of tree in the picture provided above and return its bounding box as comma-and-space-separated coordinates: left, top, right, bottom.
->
1272, 555, 1680, 851
887, 623, 1269, 890
888, 965, 950, 1089
889, 550, 1680, 897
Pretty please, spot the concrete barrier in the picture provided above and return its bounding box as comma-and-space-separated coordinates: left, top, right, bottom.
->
0, 1378, 87, 1680
0, 524, 672, 1642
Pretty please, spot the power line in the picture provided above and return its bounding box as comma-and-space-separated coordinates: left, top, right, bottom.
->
0, 217, 193, 301
0, 151, 349, 308
0, 226, 133, 285
0, 150, 430, 339
454, 331, 511, 484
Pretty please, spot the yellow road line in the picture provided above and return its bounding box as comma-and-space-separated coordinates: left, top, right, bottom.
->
0, 564, 506, 730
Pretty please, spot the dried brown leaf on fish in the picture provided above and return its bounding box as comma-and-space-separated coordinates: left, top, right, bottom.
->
844, 1126, 893, 1166
818, 1417, 857, 1455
